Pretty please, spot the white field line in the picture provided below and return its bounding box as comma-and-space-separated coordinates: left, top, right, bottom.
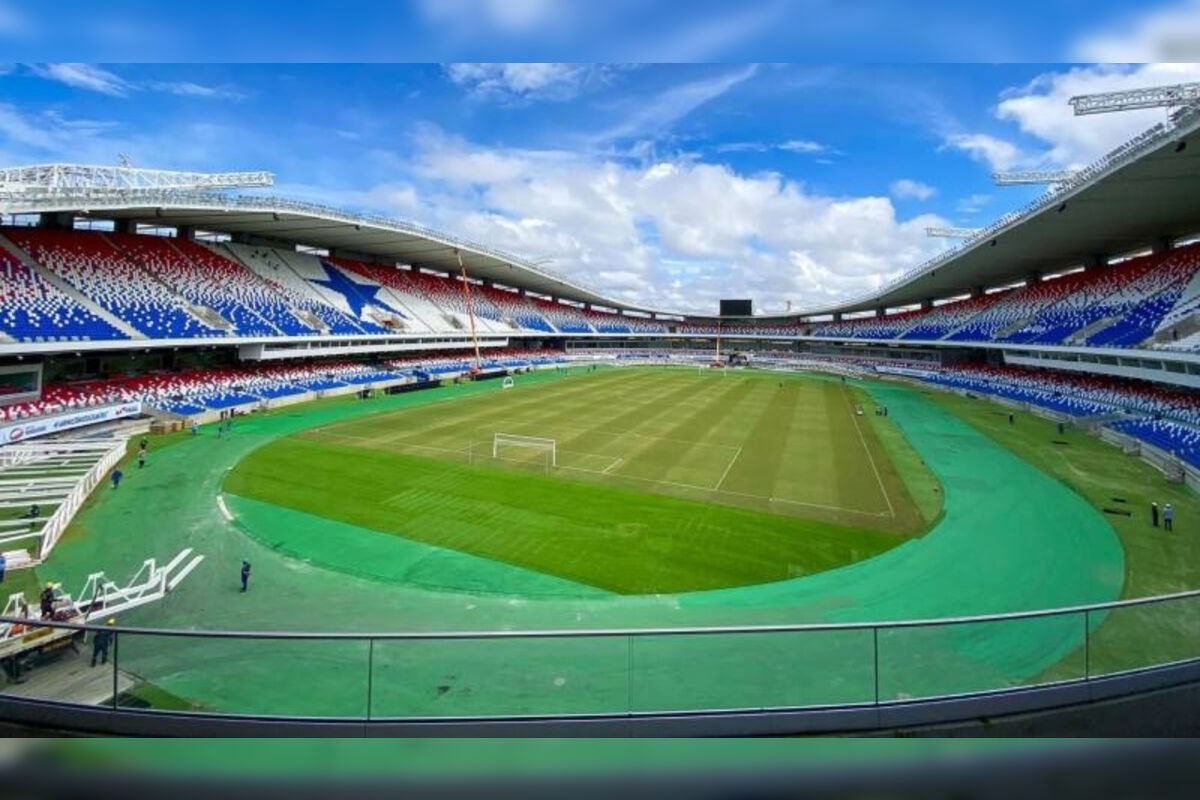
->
557, 463, 888, 518
307, 430, 470, 457
714, 446, 743, 491
840, 384, 896, 519
306, 377, 888, 520
311, 421, 738, 454
602, 457, 624, 475
216, 495, 234, 521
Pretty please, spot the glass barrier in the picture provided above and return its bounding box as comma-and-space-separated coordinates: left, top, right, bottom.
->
629, 628, 875, 713
1086, 594, 1200, 678
1, 590, 1198, 721
370, 634, 630, 718
877, 613, 1087, 702
115, 632, 370, 717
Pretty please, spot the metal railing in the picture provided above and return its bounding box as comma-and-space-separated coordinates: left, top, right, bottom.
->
2, 588, 1199, 724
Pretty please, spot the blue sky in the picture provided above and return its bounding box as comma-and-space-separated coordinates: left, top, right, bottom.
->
3, 1, 1195, 62
3, 56, 1200, 310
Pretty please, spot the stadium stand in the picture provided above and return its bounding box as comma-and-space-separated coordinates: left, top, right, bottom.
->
478, 285, 555, 333
0, 242, 129, 343
1109, 418, 1200, 467
6, 227, 1200, 352
801, 244, 1200, 347
220, 243, 376, 335
5, 228, 224, 340
107, 233, 282, 337
0, 349, 568, 422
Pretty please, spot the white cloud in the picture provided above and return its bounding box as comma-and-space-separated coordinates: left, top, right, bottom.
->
956, 193, 991, 215
1073, 1, 1200, 61
420, 0, 563, 34
779, 139, 826, 154
0, 102, 270, 174
595, 64, 758, 144
943, 57, 1200, 177
889, 179, 936, 201
943, 132, 1024, 172
29, 63, 241, 101
646, 0, 788, 61
993, 63, 1200, 169
354, 129, 947, 313
445, 63, 595, 101
715, 138, 830, 156
31, 63, 129, 96
0, 103, 120, 155
144, 80, 244, 100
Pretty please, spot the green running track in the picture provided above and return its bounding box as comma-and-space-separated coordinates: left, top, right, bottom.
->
42, 370, 1124, 717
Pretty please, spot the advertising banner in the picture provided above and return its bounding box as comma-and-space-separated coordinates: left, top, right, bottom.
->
0, 402, 143, 445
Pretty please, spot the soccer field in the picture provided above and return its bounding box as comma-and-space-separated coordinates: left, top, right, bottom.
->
225, 368, 939, 593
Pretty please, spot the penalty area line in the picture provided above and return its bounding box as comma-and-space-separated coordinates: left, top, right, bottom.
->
714, 446, 743, 491
557, 463, 888, 518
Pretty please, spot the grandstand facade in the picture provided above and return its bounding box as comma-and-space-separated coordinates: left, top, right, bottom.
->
3, 105, 1200, 481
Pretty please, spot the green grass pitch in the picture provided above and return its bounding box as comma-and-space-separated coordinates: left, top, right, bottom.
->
225, 368, 940, 594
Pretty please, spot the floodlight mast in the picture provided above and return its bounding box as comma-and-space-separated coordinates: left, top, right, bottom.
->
992, 171, 1079, 186
925, 227, 980, 239
1070, 82, 1200, 115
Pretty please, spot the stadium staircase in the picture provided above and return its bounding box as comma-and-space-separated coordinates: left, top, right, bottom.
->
1065, 314, 1122, 346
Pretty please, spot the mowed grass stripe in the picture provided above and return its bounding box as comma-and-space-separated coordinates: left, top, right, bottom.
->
306, 370, 920, 523
226, 436, 908, 594
228, 369, 937, 593
493, 372, 712, 456
346, 370, 675, 454
624, 376, 759, 487
774, 382, 840, 507
565, 374, 749, 483
718, 381, 799, 498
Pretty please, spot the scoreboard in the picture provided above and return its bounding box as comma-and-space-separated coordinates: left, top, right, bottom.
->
719, 299, 752, 317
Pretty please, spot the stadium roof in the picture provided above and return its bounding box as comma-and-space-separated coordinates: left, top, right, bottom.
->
0, 177, 659, 316
807, 108, 1200, 318
4, 108, 1200, 323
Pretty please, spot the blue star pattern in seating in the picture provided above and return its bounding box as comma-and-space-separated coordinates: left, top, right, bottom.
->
310, 261, 407, 319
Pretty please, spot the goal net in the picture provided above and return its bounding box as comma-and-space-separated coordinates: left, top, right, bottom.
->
492, 433, 557, 467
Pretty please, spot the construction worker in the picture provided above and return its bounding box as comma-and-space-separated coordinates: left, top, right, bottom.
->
91, 618, 115, 667
39, 584, 56, 619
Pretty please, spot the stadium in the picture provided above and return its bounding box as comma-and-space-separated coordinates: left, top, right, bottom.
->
3, 78, 1200, 737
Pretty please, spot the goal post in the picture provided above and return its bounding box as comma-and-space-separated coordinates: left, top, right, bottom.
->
492, 433, 557, 467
